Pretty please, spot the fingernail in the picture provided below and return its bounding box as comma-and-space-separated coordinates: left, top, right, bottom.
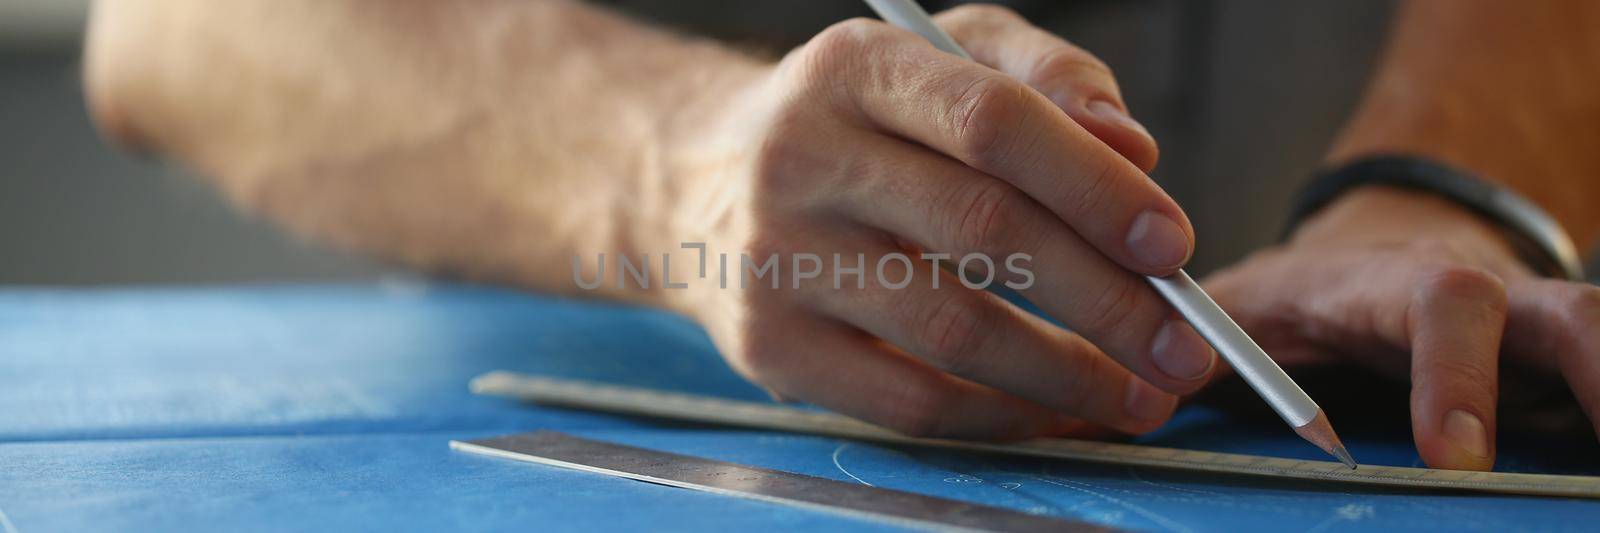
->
1442, 409, 1489, 459
1087, 100, 1151, 138
1125, 210, 1191, 270
1151, 320, 1215, 381
1123, 375, 1176, 422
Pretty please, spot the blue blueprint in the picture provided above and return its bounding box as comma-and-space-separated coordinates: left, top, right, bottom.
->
0, 283, 1595, 532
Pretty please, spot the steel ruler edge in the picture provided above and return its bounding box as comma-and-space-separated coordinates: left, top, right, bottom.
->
468, 371, 1600, 499
451, 431, 1112, 532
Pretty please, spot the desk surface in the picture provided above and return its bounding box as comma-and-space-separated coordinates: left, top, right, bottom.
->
0, 283, 1596, 532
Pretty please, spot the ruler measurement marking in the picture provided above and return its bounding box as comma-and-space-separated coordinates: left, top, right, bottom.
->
470, 372, 1600, 499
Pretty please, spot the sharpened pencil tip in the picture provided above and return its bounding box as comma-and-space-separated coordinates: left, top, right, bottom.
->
1332, 445, 1357, 470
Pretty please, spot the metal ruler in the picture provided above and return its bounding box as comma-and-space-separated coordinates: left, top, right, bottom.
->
469, 371, 1600, 499
452, 431, 1112, 532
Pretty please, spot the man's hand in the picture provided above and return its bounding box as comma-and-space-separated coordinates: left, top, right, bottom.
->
685, 5, 1216, 439
1212, 0, 1600, 471
84, 1, 1211, 441
1203, 186, 1600, 470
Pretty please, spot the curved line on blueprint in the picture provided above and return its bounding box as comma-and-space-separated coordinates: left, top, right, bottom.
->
832, 443, 874, 487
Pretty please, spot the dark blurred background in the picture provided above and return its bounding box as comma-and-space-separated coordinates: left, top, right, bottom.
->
0, 0, 1392, 285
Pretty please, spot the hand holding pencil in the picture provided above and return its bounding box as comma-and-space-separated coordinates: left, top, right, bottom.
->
864, 0, 1353, 468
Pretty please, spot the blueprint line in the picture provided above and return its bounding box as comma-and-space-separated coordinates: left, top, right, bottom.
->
831, 443, 874, 487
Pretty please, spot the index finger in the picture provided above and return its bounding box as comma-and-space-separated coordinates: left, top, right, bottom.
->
1407, 266, 1505, 471
934, 4, 1159, 172
811, 19, 1194, 275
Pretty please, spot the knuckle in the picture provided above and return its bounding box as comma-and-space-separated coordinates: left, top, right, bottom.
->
1080, 276, 1149, 337
947, 75, 1027, 168
1030, 46, 1114, 88
1416, 265, 1507, 308
914, 292, 990, 374
811, 18, 885, 54
938, 3, 1023, 26
800, 18, 891, 76
1560, 285, 1600, 330
946, 181, 1030, 252
877, 381, 950, 437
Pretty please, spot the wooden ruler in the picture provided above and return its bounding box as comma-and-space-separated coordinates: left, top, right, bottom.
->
469, 371, 1600, 499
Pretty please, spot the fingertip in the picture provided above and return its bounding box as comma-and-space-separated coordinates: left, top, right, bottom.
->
1122, 374, 1178, 433
1418, 443, 1496, 472
1417, 408, 1496, 471
1151, 318, 1218, 385
1125, 209, 1195, 274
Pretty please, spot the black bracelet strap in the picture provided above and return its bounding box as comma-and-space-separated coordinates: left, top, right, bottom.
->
1284, 155, 1584, 281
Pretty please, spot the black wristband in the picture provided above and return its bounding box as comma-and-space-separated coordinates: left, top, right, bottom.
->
1284, 155, 1584, 281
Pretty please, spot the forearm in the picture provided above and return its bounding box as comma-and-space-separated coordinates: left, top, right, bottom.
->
1324, 0, 1600, 251
84, 0, 764, 308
